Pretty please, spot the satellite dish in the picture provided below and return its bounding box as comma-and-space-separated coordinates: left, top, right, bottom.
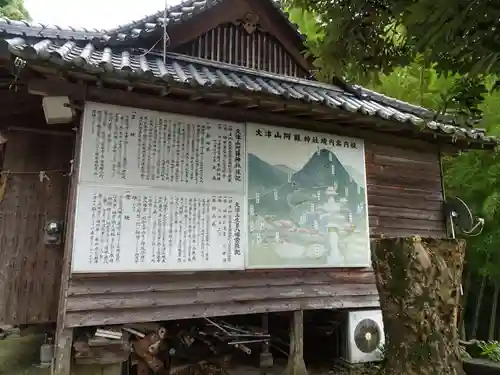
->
354, 319, 381, 354
444, 196, 484, 238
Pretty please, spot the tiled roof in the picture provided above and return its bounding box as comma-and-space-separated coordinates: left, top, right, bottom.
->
103, 0, 223, 44
0, 17, 105, 42
1, 36, 496, 147
102, 0, 307, 45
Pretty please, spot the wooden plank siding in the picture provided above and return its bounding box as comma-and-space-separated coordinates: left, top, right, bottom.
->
172, 23, 309, 77
366, 142, 446, 238
62, 139, 445, 328
0, 130, 73, 325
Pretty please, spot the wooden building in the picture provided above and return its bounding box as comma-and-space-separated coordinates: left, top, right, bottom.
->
0, 0, 495, 374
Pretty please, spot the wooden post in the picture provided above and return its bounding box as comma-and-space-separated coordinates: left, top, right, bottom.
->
282, 310, 308, 375
54, 124, 82, 375
260, 313, 274, 368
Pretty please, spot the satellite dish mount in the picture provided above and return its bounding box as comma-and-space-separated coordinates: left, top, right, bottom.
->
444, 196, 484, 239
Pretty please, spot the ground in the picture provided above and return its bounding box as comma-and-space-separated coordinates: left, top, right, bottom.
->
0, 334, 49, 375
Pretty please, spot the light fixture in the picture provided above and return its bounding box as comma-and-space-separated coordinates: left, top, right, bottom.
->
44, 219, 64, 245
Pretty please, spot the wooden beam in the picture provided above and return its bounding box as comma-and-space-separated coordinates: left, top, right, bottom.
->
53, 125, 80, 375
282, 310, 308, 375
25, 77, 467, 153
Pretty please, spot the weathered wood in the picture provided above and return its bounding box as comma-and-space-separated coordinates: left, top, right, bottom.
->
66, 283, 377, 312
369, 206, 443, 221
366, 184, 444, 200
282, 310, 308, 375
0, 130, 72, 325
371, 237, 466, 375
54, 328, 73, 375
54, 126, 80, 375
368, 195, 443, 210
260, 313, 274, 368
65, 294, 379, 327
13, 75, 447, 328
72, 364, 122, 375
174, 23, 308, 77
68, 269, 375, 295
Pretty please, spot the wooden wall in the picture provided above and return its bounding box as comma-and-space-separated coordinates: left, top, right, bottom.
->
366, 142, 445, 238
0, 116, 444, 328
172, 23, 309, 78
61, 137, 445, 328
0, 130, 73, 325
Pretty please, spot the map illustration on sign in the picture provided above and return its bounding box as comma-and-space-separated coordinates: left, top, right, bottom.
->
246, 124, 370, 269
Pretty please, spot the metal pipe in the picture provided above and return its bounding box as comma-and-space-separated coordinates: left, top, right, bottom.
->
163, 0, 168, 65
438, 147, 455, 239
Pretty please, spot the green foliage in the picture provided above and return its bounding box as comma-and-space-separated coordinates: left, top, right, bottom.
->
283, 0, 500, 281
0, 0, 29, 20
283, 0, 499, 125
477, 341, 500, 362
284, 0, 500, 78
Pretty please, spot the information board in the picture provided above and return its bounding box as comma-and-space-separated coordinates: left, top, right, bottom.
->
246, 123, 370, 269
72, 185, 245, 272
72, 102, 247, 273
78, 103, 246, 194
72, 102, 371, 273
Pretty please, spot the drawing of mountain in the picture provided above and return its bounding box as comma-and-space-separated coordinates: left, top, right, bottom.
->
249, 149, 366, 225
248, 153, 289, 196
292, 149, 347, 188
344, 165, 365, 188
275, 164, 296, 175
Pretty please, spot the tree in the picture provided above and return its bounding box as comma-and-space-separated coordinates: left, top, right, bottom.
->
283, 0, 499, 79
285, 5, 500, 371
0, 0, 29, 21
283, 0, 498, 125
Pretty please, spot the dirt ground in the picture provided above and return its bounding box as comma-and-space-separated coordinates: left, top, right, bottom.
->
0, 334, 50, 375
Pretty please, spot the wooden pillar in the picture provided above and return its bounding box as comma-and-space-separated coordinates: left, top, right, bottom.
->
260, 313, 274, 368
54, 126, 81, 375
54, 328, 73, 375
282, 310, 308, 375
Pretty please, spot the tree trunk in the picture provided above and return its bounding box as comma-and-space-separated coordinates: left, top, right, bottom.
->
471, 275, 486, 339
371, 237, 465, 375
459, 270, 471, 340
488, 282, 499, 340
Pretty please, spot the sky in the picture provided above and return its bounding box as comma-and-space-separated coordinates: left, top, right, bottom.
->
24, 0, 182, 30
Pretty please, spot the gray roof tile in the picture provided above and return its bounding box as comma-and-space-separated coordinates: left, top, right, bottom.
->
1, 36, 496, 146
0, 17, 105, 41
102, 0, 223, 44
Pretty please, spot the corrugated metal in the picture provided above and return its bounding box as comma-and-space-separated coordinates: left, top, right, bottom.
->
64, 269, 378, 327
2, 38, 495, 146
174, 23, 307, 77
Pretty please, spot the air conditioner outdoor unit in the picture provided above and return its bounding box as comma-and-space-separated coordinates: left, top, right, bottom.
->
340, 309, 385, 364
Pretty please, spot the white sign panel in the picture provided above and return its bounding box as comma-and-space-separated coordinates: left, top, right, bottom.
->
72, 102, 370, 273
78, 102, 246, 194
72, 185, 245, 273
245, 123, 370, 269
